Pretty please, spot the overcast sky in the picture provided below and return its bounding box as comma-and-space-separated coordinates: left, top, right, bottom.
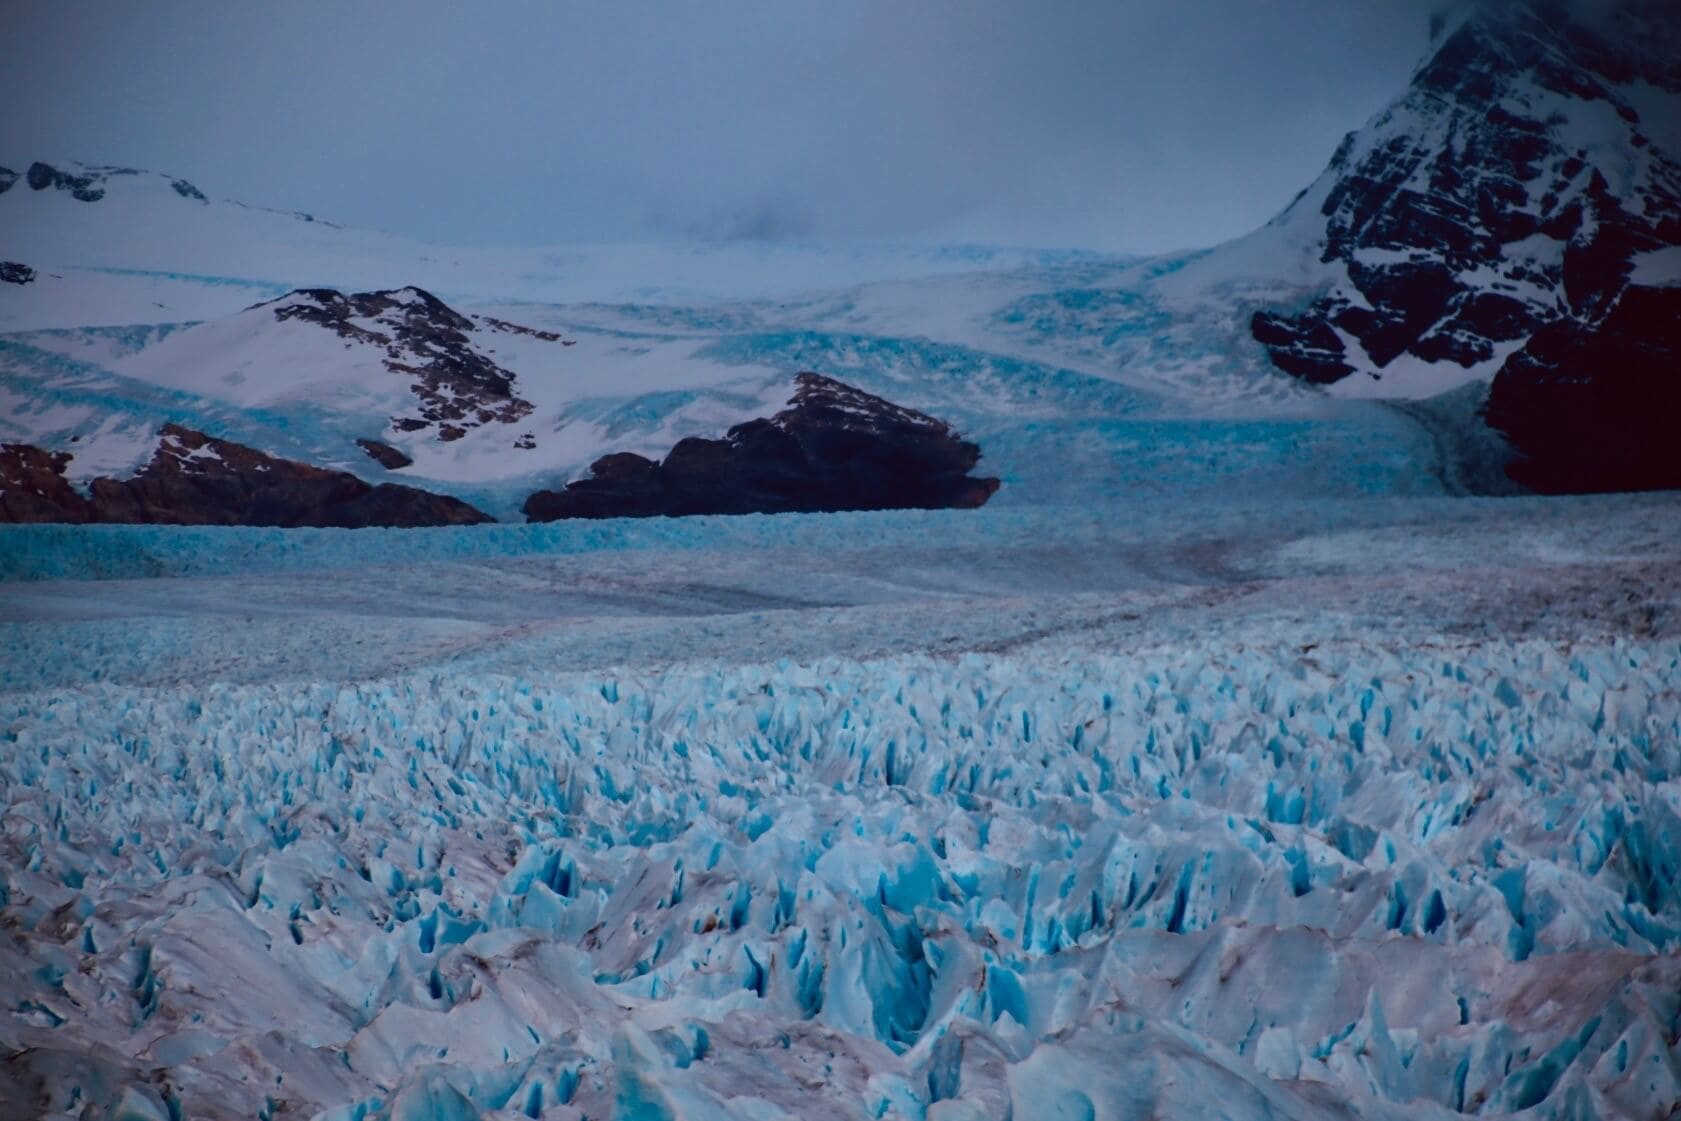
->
0, 1, 1442, 253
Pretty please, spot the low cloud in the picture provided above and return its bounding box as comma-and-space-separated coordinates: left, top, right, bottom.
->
1, 0, 1465, 252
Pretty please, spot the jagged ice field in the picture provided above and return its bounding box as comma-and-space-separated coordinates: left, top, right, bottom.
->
2, 481, 1680, 1121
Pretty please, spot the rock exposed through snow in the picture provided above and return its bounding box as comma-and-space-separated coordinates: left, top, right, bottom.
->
266, 286, 536, 442
355, 437, 415, 470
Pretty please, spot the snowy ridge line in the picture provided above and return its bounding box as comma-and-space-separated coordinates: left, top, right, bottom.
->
3, 636, 1678, 1118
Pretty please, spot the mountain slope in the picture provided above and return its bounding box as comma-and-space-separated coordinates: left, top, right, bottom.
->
1484, 280, 1681, 492
7, 0, 1674, 505
0, 157, 431, 328
1247, 0, 1680, 395
125, 287, 543, 445
0, 157, 1101, 331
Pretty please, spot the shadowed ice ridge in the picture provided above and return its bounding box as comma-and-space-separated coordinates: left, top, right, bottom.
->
2, 637, 1679, 1119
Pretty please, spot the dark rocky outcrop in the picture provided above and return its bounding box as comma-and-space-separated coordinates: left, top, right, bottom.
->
1250, 312, 1354, 385
480, 316, 565, 343
1, 261, 35, 285
263, 287, 535, 439
0, 445, 93, 523
524, 373, 1000, 521
356, 438, 414, 470
0, 425, 492, 527
1484, 284, 1681, 493
1251, 0, 1680, 390
24, 160, 139, 203
3, 159, 203, 204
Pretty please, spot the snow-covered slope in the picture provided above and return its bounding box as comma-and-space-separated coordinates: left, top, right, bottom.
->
0, 157, 432, 327
0, 157, 1100, 330
122, 288, 541, 428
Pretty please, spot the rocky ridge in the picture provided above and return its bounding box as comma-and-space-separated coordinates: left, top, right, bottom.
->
0, 425, 490, 527
524, 372, 1000, 520
355, 438, 415, 470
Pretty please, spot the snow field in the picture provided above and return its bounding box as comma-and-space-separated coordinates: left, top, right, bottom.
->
3, 635, 1679, 1119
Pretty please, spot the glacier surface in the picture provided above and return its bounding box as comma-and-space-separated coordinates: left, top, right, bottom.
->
3, 494, 1680, 1120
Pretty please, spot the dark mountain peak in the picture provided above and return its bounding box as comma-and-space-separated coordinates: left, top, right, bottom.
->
769, 372, 958, 439
1411, 0, 1681, 128
524, 372, 999, 521
1252, 0, 1680, 393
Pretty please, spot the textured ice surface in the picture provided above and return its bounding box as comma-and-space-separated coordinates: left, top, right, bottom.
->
3, 637, 1679, 1119
3, 497, 1680, 1120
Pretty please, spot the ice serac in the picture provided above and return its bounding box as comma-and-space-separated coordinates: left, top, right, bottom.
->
523, 372, 1001, 520
0, 424, 492, 526
1485, 283, 1681, 493
2, 633, 1678, 1118
1249, 0, 1681, 393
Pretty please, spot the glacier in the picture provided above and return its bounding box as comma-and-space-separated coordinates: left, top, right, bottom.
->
6, 3, 1681, 1113
2, 491, 1679, 1120
3, 243, 1678, 1114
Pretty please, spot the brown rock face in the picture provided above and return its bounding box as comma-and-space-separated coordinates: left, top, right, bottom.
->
523, 373, 1000, 521
0, 425, 492, 527
0, 445, 93, 522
